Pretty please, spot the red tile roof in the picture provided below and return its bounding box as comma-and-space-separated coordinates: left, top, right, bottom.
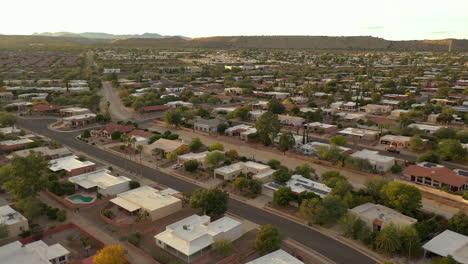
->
403, 165, 468, 187
103, 123, 135, 134
127, 129, 154, 139
32, 104, 63, 112
142, 105, 169, 112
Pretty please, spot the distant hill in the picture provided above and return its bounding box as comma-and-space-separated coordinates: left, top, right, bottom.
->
1, 34, 467, 51
32, 32, 190, 40
110, 36, 468, 51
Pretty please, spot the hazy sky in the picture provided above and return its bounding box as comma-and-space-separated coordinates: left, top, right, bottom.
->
2, 0, 467, 40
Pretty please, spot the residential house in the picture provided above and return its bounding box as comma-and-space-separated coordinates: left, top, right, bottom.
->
224, 124, 256, 141
338, 127, 380, 141
6, 146, 72, 160
379, 135, 411, 148
155, 214, 243, 262
97, 122, 135, 138
62, 113, 96, 128
194, 118, 221, 133
422, 230, 468, 264
304, 122, 338, 133
350, 203, 417, 232
246, 249, 304, 264
59, 107, 91, 117
49, 155, 96, 177
0, 205, 29, 237
0, 138, 34, 151
141, 105, 170, 113
146, 138, 186, 155
177, 151, 225, 168
359, 104, 392, 114
165, 101, 193, 109
299, 142, 352, 156
263, 174, 331, 198
408, 124, 443, 135
278, 115, 305, 127
214, 161, 275, 182
390, 109, 409, 118
32, 104, 63, 115
68, 169, 131, 196
0, 92, 14, 101
110, 186, 182, 221
403, 163, 468, 191
0, 126, 21, 136
224, 87, 244, 95
350, 149, 395, 172
249, 110, 267, 121
0, 240, 70, 264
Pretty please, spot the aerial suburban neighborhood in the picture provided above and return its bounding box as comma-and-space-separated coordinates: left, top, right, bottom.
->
0, 2, 467, 264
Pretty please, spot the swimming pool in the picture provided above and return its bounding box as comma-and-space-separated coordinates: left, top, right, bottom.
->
67, 194, 94, 203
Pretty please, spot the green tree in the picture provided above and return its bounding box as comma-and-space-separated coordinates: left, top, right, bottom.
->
278, 132, 295, 153
273, 186, 294, 206
295, 164, 315, 178
434, 127, 457, 140
364, 178, 388, 201
204, 151, 225, 167
448, 212, 468, 236
164, 109, 183, 127
339, 213, 367, 240
256, 112, 281, 146
217, 122, 229, 134
254, 225, 283, 255
81, 130, 91, 138
226, 149, 239, 160
399, 225, 422, 257
15, 197, 44, 220
188, 138, 204, 152
195, 108, 210, 118
190, 189, 229, 216
232, 177, 248, 192
184, 160, 199, 173
213, 239, 233, 255
409, 135, 425, 152
381, 182, 422, 216
329, 135, 347, 146
166, 152, 178, 161
209, 142, 224, 151
456, 130, 468, 143
416, 151, 440, 163
371, 93, 381, 103
273, 166, 291, 182
0, 152, 51, 199
111, 131, 121, 140
267, 159, 281, 169
374, 222, 401, 255
315, 144, 341, 163
300, 196, 347, 225
0, 112, 16, 127
437, 139, 467, 161
267, 98, 285, 114
436, 112, 454, 124
432, 256, 457, 264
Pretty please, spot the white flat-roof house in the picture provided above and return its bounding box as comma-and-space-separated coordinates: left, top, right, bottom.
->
408, 124, 443, 135
49, 155, 96, 177
422, 230, 468, 264
68, 169, 131, 196
110, 186, 182, 221
299, 142, 352, 156
263, 174, 331, 198
338, 127, 379, 141
246, 249, 304, 264
0, 205, 29, 237
214, 161, 275, 182
0, 240, 70, 264
155, 214, 243, 263
350, 149, 395, 172
350, 203, 417, 232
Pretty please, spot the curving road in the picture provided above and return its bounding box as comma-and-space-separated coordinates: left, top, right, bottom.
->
18, 118, 375, 264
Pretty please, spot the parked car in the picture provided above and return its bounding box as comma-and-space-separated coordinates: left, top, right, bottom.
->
171, 163, 183, 169
386, 147, 400, 154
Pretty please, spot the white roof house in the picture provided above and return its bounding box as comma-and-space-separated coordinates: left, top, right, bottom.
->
0, 240, 70, 264
0, 138, 34, 147
110, 186, 182, 221
214, 161, 275, 182
350, 149, 395, 172
299, 141, 351, 156
263, 174, 331, 198
408, 124, 443, 134
246, 249, 304, 264
6, 146, 72, 160
0, 127, 21, 135
155, 215, 243, 262
350, 203, 417, 231
48, 155, 95, 175
0, 205, 29, 237
68, 169, 131, 196
338, 127, 379, 139
423, 230, 468, 264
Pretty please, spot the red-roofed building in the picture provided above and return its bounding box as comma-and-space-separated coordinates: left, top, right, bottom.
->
32, 104, 63, 114
97, 123, 135, 138
141, 105, 169, 112
127, 129, 154, 139
402, 163, 468, 191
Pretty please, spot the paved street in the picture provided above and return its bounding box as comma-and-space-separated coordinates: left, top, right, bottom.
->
18, 118, 375, 264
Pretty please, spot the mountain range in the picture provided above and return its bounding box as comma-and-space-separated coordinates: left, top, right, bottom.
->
1, 33, 467, 51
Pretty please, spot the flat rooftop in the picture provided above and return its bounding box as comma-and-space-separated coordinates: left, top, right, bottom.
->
68, 169, 130, 189
112, 186, 181, 212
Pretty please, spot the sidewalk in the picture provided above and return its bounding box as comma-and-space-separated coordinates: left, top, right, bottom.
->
38, 193, 155, 264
